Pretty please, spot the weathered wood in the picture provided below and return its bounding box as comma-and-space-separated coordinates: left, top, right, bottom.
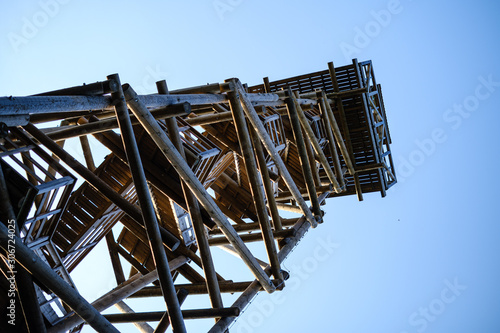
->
275, 185, 332, 202
115, 301, 154, 333
285, 90, 322, 218
208, 229, 295, 246
275, 203, 304, 215
0, 92, 284, 124
0, 223, 120, 333
115, 242, 150, 276
327, 62, 363, 201
208, 191, 331, 333
159, 80, 223, 311
208, 218, 299, 235
355, 162, 385, 172
102, 307, 240, 323
352, 58, 386, 198
105, 231, 126, 285
44, 102, 190, 141
263, 77, 271, 93
122, 83, 276, 293
318, 95, 345, 190
22, 123, 182, 251
0, 165, 47, 333
228, 89, 282, 281
233, 79, 318, 228
202, 124, 242, 155
185, 104, 270, 126
291, 92, 341, 193
250, 125, 283, 231
155, 288, 189, 333
321, 90, 354, 175
79, 135, 96, 172
129, 281, 281, 297
33, 80, 118, 97
110, 74, 186, 333
303, 132, 321, 187
169, 82, 231, 94
47, 256, 189, 333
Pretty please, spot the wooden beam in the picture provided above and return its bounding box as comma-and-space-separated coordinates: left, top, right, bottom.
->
321, 92, 354, 175
105, 231, 126, 285
208, 229, 294, 246
291, 92, 341, 193
129, 281, 280, 297
0, 91, 287, 125
318, 95, 345, 190
22, 123, 182, 251
275, 185, 332, 202
102, 307, 240, 323
169, 82, 231, 95
228, 89, 282, 281
158, 80, 223, 311
115, 243, 150, 276
234, 80, 318, 228
250, 126, 283, 231
303, 132, 321, 187
33, 79, 118, 97
185, 106, 267, 126
0, 223, 120, 333
108, 74, 186, 333
44, 103, 190, 141
79, 135, 96, 172
122, 83, 276, 294
208, 218, 299, 235
0, 164, 47, 333
327, 62, 363, 201
47, 256, 189, 333
114, 301, 154, 333
207, 191, 331, 333
352, 59, 386, 198
155, 288, 189, 333
275, 203, 304, 215
285, 90, 322, 218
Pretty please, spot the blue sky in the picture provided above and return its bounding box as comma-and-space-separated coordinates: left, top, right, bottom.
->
1, 1, 500, 332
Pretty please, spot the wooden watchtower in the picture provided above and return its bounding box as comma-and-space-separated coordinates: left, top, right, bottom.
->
0, 59, 396, 333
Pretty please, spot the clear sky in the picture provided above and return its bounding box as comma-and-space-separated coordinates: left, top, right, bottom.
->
1, 1, 500, 332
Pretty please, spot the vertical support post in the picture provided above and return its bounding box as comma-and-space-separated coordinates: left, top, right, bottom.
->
157, 80, 224, 310
284, 89, 322, 219
291, 92, 342, 193
227, 89, 282, 280
121, 83, 275, 293
233, 80, 318, 228
318, 94, 345, 190
320, 91, 354, 175
79, 135, 96, 172
107, 74, 186, 333
327, 62, 363, 201
0, 161, 47, 333
263, 77, 271, 93
249, 126, 283, 232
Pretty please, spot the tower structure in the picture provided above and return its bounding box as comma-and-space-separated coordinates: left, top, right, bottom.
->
0, 59, 396, 332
